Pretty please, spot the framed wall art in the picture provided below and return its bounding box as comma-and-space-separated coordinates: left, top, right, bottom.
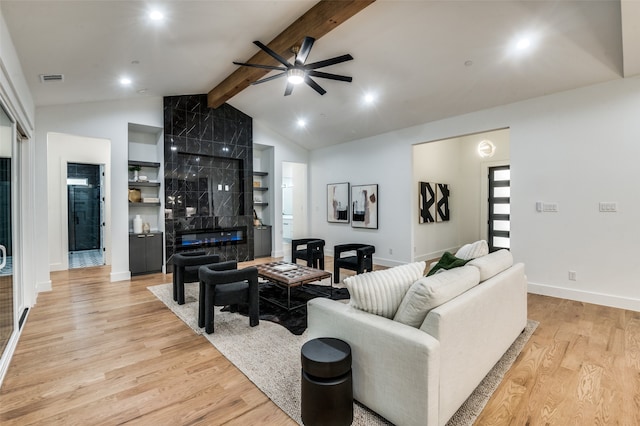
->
327, 182, 350, 223
436, 183, 450, 222
351, 184, 378, 229
418, 181, 436, 223
419, 181, 450, 223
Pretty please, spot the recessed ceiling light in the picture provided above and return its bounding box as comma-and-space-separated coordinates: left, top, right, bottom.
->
516, 37, 531, 50
149, 10, 164, 21
297, 119, 306, 128
364, 93, 376, 104
119, 77, 132, 86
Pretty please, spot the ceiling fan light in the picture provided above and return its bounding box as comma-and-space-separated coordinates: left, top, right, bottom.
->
287, 69, 305, 85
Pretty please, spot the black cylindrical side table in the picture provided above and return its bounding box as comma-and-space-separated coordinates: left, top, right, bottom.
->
301, 337, 353, 426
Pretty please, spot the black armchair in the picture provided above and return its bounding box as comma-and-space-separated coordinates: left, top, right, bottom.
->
198, 260, 259, 334
171, 251, 220, 305
292, 238, 326, 269
333, 244, 375, 283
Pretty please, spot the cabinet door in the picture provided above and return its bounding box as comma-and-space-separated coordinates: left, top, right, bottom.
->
261, 227, 271, 257
129, 234, 147, 274
145, 233, 162, 273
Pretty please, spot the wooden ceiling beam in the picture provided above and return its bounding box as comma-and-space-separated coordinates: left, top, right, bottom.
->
207, 0, 375, 109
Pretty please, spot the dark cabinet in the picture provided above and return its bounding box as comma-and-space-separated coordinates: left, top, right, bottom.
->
129, 232, 163, 275
254, 226, 272, 258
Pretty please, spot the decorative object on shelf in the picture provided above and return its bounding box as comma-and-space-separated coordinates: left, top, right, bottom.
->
351, 184, 378, 229
419, 181, 450, 224
137, 175, 148, 182
128, 188, 141, 203
133, 214, 143, 234
129, 164, 141, 182
327, 182, 350, 223
142, 222, 151, 233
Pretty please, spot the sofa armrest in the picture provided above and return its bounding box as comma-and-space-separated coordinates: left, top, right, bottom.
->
307, 298, 440, 426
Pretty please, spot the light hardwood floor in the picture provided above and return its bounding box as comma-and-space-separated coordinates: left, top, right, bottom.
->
1, 258, 639, 425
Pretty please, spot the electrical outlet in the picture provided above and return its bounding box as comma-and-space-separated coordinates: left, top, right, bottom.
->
389, 248, 393, 255
568, 270, 577, 281
543, 202, 558, 212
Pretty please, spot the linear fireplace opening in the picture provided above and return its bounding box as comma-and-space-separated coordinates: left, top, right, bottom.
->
175, 226, 247, 251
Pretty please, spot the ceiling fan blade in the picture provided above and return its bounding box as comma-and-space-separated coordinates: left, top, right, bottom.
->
295, 36, 315, 66
253, 41, 293, 67
233, 61, 287, 71
304, 76, 327, 95
252, 72, 287, 85
305, 54, 354, 70
284, 82, 294, 96
308, 70, 352, 82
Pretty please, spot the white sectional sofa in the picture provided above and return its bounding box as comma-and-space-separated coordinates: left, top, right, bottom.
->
307, 249, 527, 426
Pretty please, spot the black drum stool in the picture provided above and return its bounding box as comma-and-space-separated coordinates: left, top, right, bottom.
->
301, 337, 353, 426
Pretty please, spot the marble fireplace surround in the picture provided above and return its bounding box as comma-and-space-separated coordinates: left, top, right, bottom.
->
164, 95, 253, 271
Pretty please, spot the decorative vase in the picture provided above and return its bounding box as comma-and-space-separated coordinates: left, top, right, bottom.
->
133, 170, 139, 182
133, 214, 143, 234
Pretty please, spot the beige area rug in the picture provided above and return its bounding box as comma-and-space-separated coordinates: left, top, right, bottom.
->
148, 282, 538, 425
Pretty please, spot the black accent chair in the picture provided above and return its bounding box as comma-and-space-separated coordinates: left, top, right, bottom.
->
333, 244, 375, 283
198, 260, 259, 334
292, 238, 326, 270
171, 251, 220, 305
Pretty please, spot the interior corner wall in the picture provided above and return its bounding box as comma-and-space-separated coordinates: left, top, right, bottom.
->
251, 119, 309, 258
35, 97, 163, 283
309, 77, 640, 311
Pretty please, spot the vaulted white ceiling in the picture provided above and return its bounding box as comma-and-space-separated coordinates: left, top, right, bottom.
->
2, 0, 638, 150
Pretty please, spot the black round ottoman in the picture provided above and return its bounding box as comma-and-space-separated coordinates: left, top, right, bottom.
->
301, 337, 353, 426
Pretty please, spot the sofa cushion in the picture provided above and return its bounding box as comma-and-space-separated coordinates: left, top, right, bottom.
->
455, 239, 489, 260
345, 261, 426, 319
466, 249, 513, 282
426, 251, 470, 276
393, 266, 480, 328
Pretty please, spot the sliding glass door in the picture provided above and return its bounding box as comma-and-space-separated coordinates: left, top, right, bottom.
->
0, 106, 14, 359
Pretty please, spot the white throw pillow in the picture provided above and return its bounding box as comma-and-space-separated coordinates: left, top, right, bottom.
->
345, 261, 426, 319
455, 240, 489, 260
466, 249, 513, 282
393, 266, 480, 328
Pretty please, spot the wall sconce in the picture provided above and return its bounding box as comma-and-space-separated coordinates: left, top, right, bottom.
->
477, 139, 496, 158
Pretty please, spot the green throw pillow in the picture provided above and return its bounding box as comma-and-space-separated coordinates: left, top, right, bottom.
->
427, 251, 470, 276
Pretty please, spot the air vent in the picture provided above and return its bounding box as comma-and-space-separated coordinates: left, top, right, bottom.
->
39, 74, 64, 83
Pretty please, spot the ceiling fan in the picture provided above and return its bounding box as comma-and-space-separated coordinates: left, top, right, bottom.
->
233, 36, 353, 96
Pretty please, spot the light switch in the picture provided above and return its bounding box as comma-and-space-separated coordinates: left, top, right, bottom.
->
599, 202, 617, 212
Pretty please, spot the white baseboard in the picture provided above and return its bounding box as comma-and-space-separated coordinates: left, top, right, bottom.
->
36, 279, 52, 292
372, 257, 405, 268
110, 270, 131, 282
528, 281, 640, 312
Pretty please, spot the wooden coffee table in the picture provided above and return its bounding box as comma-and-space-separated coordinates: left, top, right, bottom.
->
256, 261, 332, 310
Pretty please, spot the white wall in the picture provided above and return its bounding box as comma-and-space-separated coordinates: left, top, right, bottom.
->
47, 132, 111, 271
310, 77, 640, 311
35, 97, 163, 282
252, 119, 309, 258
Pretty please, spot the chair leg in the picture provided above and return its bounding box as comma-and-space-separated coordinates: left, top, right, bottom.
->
334, 264, 340, 283
319, 256, 325, 270
175, 266, 186, 305
198, 281, 206, 328
205, 289, 215, 334
249, 294, 259, 327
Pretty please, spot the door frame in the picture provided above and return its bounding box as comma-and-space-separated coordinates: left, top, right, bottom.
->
479, 160, 510, 245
